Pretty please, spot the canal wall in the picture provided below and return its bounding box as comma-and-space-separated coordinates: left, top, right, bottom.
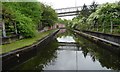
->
82, 30, 120, 44
1, 29, 60, 70
73, 30, 120, 55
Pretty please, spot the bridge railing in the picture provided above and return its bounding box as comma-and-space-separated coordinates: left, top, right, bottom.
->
55, 6, 83, 14
55, 5, 91, 17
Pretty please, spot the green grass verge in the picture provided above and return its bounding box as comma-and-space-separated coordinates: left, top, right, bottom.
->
0, 30, 55, 54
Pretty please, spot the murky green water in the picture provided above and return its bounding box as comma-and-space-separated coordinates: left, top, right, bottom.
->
11, 29, 120, 71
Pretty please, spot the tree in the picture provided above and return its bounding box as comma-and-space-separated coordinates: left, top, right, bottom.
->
89, 1, 98, 14
2, 2, 43, 37
41, 4, 58, 27
87, 2, 120, 33
2, 2, 58, 38
80, 4, 90, 18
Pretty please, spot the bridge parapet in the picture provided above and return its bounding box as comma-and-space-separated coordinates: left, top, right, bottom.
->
55, 5, 90, 17
55, 6, 82, 13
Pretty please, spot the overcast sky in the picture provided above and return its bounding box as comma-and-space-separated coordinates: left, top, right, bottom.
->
38, 0, 119, 19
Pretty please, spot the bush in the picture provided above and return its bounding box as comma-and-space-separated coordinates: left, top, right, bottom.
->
15, 12, 36, 38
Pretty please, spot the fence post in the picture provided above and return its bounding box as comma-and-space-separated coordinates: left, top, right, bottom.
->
110, 21, 113, 33
93, 21, 95, 31
2, 21, 6, 37
102, 21, 105, 33
14, 22, 18, 34
97, 22, 98, 31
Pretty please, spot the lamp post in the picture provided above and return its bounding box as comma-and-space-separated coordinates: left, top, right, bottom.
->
110, 13, 114, 34
75, 0, 77, 7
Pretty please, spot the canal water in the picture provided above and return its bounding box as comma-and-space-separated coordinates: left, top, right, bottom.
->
11, 29, 120, 71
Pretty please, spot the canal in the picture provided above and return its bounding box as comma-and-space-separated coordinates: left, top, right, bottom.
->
10, 29, 120, 71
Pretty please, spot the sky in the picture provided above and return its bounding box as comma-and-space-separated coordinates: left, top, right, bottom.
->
38, 0, 119, 19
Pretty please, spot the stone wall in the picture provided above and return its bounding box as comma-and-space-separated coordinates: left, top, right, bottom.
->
1, 29, 59, 70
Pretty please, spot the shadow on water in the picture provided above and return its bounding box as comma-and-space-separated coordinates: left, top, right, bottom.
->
10, 29, 120, 71
11, 39, 59, 70
73, 32, 120, 70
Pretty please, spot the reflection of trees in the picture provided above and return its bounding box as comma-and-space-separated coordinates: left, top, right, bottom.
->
73, 33, 120, 70
57, 30, 74, 38
56, 29, 120, 70
12, 39, 59, 70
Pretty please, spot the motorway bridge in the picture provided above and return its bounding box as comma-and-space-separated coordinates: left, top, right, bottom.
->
55, 5, 91, 17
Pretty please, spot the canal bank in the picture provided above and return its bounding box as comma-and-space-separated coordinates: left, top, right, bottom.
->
1, 29, 59, 70
73, 30, 120, 55
8, 29, 120, 71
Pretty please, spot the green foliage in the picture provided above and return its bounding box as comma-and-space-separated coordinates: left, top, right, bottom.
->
88, 3, 120, 24
15, 12, 36, 38
66, 2, 120, 34
2, 2, 58, 37
58, 18, 71, 28
2, 2, 40, 37
89, 1, 98, 13
58, 18, 65, 24
87, 2, 120, 33
81, 4, 90, 18
41, 4, 58, 27
16, 2, 42, 25
64, 1, 98, 30
1, 30, 54, 54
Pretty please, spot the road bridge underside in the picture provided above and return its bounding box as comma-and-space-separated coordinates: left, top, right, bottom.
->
55, 5, 90, 17
57, 11, 80, 17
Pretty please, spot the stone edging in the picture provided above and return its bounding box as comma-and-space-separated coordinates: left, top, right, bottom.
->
73, 30, 120, 55
1, 29, 59, 59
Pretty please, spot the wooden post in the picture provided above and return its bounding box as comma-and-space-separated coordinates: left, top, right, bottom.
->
102, 21, 105, 33
14, 22, 18, 34
93, 21, 95, 31
2, 21, 6, 37
110, 21, 113, 33
97, 22, 98, 31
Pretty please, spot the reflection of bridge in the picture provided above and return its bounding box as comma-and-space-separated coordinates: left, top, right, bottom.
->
59, 42, 79, 46
55, 5, 90, 17
58, 42, 80, 51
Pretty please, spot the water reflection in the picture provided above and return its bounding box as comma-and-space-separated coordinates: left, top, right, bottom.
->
57, 36, 75, 42
11, 40, 59, 70
11, 30, 120, 71
73, 33, 120, 70
43, 33, 108, 70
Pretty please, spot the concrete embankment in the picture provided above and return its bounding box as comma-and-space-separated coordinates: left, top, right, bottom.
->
1, 29, 59, 70
82, 30, 120, 44
73, 30, 120, 55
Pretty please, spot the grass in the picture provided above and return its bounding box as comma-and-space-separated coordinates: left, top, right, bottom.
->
0, 30, 55, 54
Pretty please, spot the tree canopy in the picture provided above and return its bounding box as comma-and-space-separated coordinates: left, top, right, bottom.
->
63, 1, 120, 34
2, 2, 58, 38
